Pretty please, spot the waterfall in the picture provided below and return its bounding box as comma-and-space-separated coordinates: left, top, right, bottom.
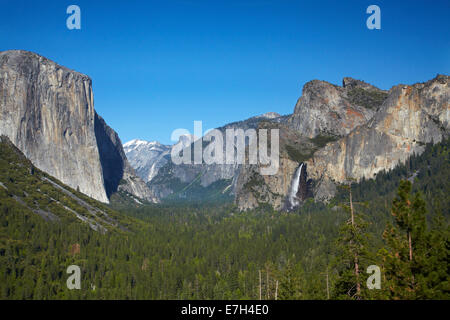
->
286, 163, 303, 210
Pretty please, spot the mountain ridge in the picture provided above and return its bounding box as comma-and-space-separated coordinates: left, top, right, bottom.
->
125, 112, 289, 201
236, 74, 449, 210
123, 74, 448, 210
0, 135, 130, 232
0, 50, 155, 204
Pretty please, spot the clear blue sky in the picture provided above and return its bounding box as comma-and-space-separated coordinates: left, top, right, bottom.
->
1, 0, 449, 144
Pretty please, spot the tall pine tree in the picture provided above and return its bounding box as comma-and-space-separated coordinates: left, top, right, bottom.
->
380, 180, 448, 299
333, 182, 372, 300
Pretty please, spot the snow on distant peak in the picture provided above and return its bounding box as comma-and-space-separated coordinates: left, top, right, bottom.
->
260, 112, 281, 119
124, 139, 147, 147
124, 139, 163, 149
124, 138, 172, 183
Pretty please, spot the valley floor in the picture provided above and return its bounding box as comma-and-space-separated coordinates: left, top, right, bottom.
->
0, 139, 449, 300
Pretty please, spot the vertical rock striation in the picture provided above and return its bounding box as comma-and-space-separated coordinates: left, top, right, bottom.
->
94, 113, 157, 202
288, 78, 386, 138
146, 112, 288, 201
236, 75, 449, 210
0, 50, 155, 203
306, 75, 450, 201
123, 139, 171, 183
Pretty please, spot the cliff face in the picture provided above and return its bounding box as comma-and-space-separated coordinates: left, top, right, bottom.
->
94, 113, 157, 202
236, 75, 449, 210
235, 118, 325, 211
147, 113, 288, 201
288, 77, 386, 138
307, 75, 449, 201
0, 50, 109, 202
0, 50, 154, 203
123, 139, 171, 183
235, 78, 386, 210
235, 157, 299, 211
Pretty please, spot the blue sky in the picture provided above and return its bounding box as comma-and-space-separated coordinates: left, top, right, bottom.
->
1, 0, 449, 144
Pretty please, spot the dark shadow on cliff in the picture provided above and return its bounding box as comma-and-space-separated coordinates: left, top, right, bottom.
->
94, 112, 125, 198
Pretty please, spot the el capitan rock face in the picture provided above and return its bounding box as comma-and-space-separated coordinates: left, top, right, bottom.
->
0, 50, 155, 203
0, 50, 108, 202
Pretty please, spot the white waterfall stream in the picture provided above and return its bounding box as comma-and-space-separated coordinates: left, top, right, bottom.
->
287, 163, 303, 210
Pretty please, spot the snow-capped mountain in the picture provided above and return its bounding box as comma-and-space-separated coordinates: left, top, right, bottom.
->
125, 113, 290, 201
124, 135, 196, 183
123, 139, 171, 183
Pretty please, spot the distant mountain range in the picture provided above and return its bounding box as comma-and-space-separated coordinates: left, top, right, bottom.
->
124, 139, 171, 183
124, 112, 290, 186
124, 111, 291, 202
1, 49, 448, 211
126, 75, 449, 210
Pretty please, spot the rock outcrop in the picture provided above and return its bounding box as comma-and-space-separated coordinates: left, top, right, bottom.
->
307, 75, 449, 201
0, 50, 155, 203
94, 113, 157, 202
234, 119, 320, 211
146, 112, 289, 201
236, 75, 449, 210
288, 77, 387, 138
235, 157, 299, 210
123, 139, 171, 183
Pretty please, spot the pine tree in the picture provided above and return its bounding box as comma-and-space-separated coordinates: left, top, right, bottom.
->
422, 213, 450, 299
381, 180, 431, 299
278, 260, 302, 300
333, 181, 371, 300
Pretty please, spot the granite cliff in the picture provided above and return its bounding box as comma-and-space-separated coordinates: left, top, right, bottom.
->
307, 75, 449, 201
143, 112, 288, 201
0, 50, 155, 203
236, 75, 449, 210
288, 77, 386, 138
123, 139, 171, 183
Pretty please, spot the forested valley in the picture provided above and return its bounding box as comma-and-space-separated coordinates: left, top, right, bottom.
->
0, 139, 448, 300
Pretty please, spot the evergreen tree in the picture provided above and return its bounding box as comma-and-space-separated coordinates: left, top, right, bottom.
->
422, 214, 450, 299
333, 182, 371, 300
278, 260, 302, 300
380, 180, 448, 299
